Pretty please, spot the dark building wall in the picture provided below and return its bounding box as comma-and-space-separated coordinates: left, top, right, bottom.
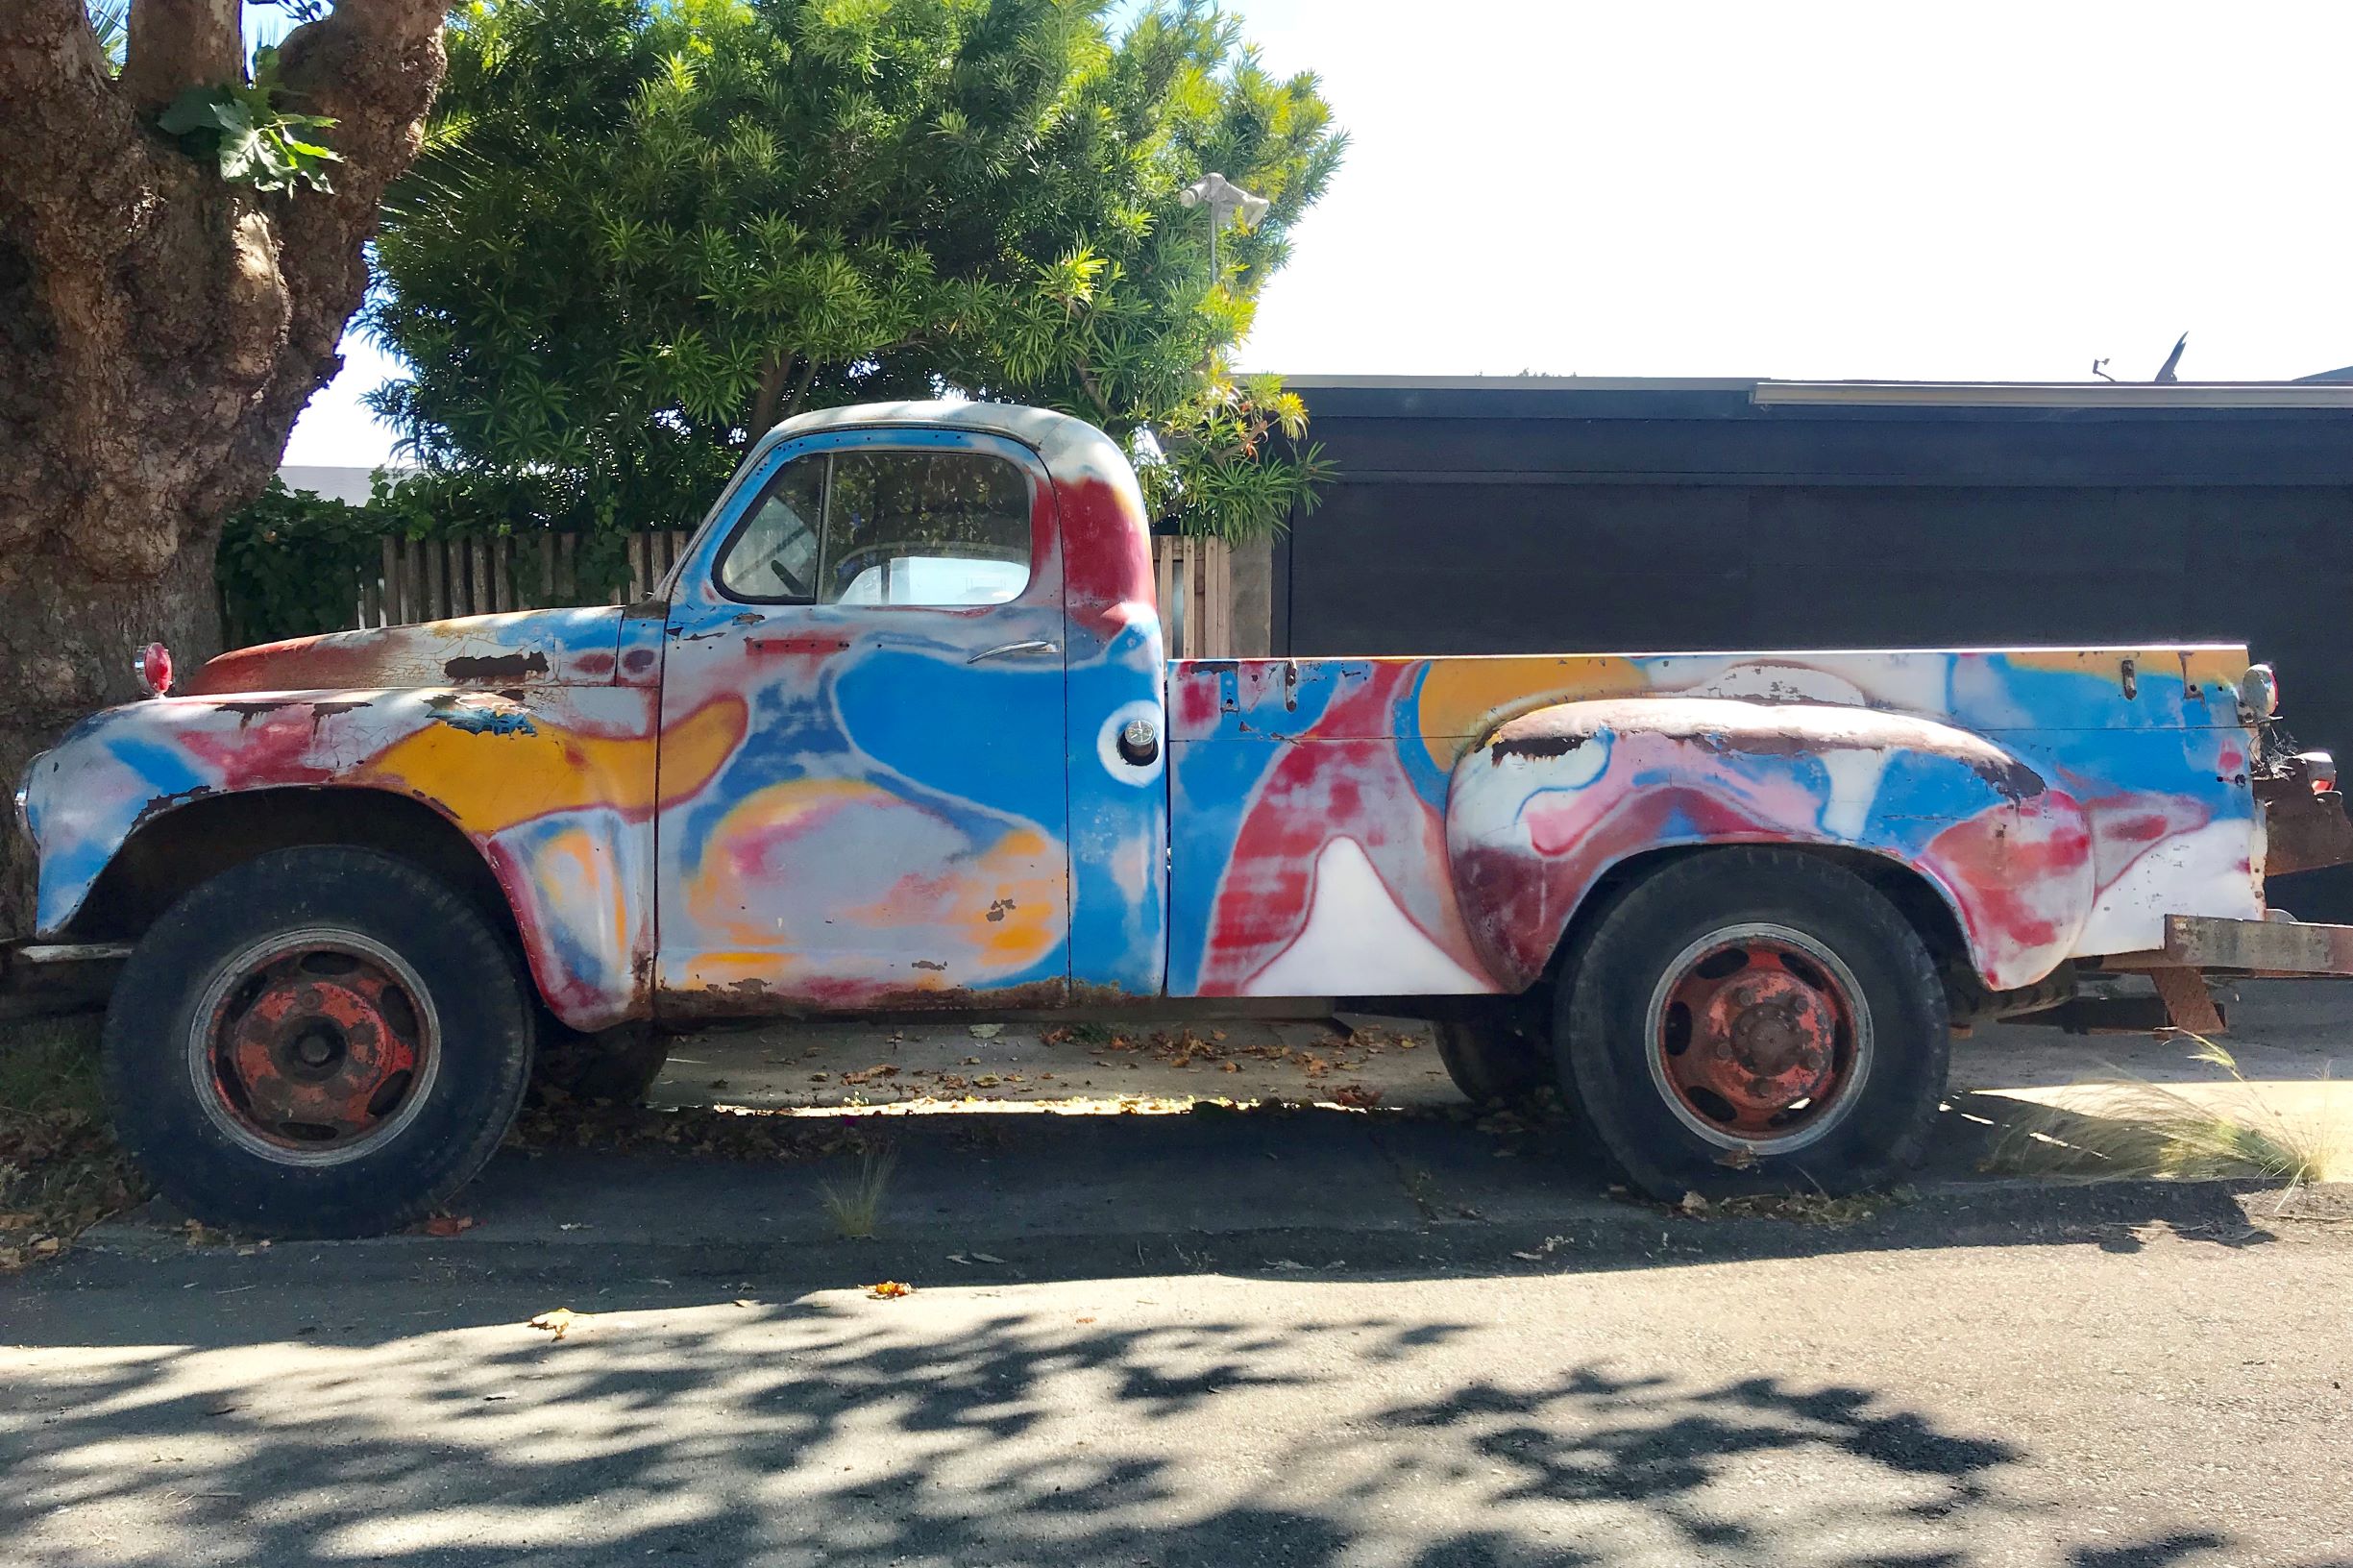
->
1276, 380, 2353, 915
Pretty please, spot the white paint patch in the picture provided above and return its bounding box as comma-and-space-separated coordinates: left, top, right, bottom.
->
1449, 731, 1609, 851
1095, 698, 1165, 787
1243, 837, 1494, 996
1815, 747, 1894, 841
1657, 655, 1953, 718
2074, 821, 2264, 955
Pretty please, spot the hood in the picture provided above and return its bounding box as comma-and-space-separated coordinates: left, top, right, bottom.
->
186, 606, 632, 696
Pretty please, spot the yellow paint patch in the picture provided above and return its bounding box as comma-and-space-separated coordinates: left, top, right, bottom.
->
1413, 655, 1641, 772
359, 694, 744, 833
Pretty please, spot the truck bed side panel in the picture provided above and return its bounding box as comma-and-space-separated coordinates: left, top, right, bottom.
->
1164, 648, 2260, 997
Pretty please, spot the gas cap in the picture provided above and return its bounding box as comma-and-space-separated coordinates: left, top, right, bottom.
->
1117, 716, 1160, 766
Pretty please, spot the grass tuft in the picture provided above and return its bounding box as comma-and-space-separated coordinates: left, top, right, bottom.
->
1984, 1034, 2345, 1187
0, 1013, 145, 1267
819, 1143, 896, 1240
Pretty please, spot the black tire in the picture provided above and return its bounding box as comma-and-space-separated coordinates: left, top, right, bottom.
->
103, 845, 535, 1238
531, 1020, 672, 1105
1434, 1013, 1553, 1107
1557, 847, 1949, 1201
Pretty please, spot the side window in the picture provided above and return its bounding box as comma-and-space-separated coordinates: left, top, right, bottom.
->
718, 455, 824, 601
716, 447, 1033, 607
823, 451, 1031, 606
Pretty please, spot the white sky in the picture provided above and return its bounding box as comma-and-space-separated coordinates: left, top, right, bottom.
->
283, 0, 2353, 467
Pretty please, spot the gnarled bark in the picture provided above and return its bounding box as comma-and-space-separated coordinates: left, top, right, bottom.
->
0, 0, 447, 937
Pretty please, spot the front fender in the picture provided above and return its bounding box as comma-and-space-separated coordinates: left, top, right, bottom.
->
21, 686, 738, 1031
1444, 698, 2096, 992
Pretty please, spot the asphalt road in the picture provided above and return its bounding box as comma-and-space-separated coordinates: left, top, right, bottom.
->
3, 1213, 2350, 1568
4, 984, 2351, 1566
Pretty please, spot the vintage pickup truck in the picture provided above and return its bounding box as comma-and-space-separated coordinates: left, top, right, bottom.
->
19, 401, 2353, 1236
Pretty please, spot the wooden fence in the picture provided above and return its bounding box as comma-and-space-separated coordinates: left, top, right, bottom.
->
1152, 535, 1234, 661
359, 531, 694, 626
350, 532, 1235, 657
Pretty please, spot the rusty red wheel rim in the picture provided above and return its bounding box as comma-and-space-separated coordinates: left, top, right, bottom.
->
1644, 922, 1872, 1153
188, 930, 440, 1164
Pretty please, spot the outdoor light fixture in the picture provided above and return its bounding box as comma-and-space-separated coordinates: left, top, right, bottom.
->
135, 642, 174, 698
1179, 172, 1271, 278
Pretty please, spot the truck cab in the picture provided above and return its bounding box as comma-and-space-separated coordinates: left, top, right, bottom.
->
21, 401, 2353, 1236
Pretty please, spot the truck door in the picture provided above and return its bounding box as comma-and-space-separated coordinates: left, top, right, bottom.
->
653, 428, 1071, 1011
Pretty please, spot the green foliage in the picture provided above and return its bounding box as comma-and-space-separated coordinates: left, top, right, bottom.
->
368, 0, 1345, 541
219, 472, 639, 646
158, 47, 343, 194
218, 480, 383, 644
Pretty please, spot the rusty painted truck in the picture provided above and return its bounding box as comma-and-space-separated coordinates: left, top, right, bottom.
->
19, 401, 2353, 1236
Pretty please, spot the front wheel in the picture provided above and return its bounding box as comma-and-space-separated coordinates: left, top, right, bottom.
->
103, 846, 535, 1238
1557, 848, 1949, 1201
532, 1019, 672, 1106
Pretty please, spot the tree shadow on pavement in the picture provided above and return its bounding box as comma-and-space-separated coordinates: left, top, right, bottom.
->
1, 1289, 2341, 1568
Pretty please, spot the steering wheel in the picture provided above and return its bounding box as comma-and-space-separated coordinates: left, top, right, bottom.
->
769, 557, 811, 598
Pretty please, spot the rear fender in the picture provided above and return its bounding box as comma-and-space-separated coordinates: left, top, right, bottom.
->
1444, 698, 2096, 992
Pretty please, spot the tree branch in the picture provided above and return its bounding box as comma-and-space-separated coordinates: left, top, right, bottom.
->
0, 0, 133, 216
750, 351, 797, 435
220, 0, 450, 496
1072, 356, 1116, 423
778, 356, 820, 423
120, 0, 243, 111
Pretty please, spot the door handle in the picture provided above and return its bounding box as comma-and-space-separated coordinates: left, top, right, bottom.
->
968, 639, 1060, 664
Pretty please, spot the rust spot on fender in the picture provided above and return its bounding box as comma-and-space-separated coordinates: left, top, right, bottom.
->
1488, 731, 1586, 765
216, 699, 302, 726
442, 650, 550, 681
130, 784, 217, 831
1968, 756, 2047, 803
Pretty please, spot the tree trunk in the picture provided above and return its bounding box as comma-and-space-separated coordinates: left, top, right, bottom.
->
0, 0, 449, 939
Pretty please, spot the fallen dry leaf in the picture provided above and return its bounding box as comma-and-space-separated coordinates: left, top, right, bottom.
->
418, 1214, 477, 1237
1679, 1190, 1711, 1215
1713, 1146, 1758, 1170
866, 1280, 914, 1300
527, 1307, 578, 1340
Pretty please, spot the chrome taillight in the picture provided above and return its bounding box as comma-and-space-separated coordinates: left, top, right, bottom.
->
2238, 663, 2278, 722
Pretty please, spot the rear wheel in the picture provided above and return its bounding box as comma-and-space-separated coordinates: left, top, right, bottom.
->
1434, 1013, 1553, 1107
104, 846, 534, 1237
1558, 848, 1949, 1200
